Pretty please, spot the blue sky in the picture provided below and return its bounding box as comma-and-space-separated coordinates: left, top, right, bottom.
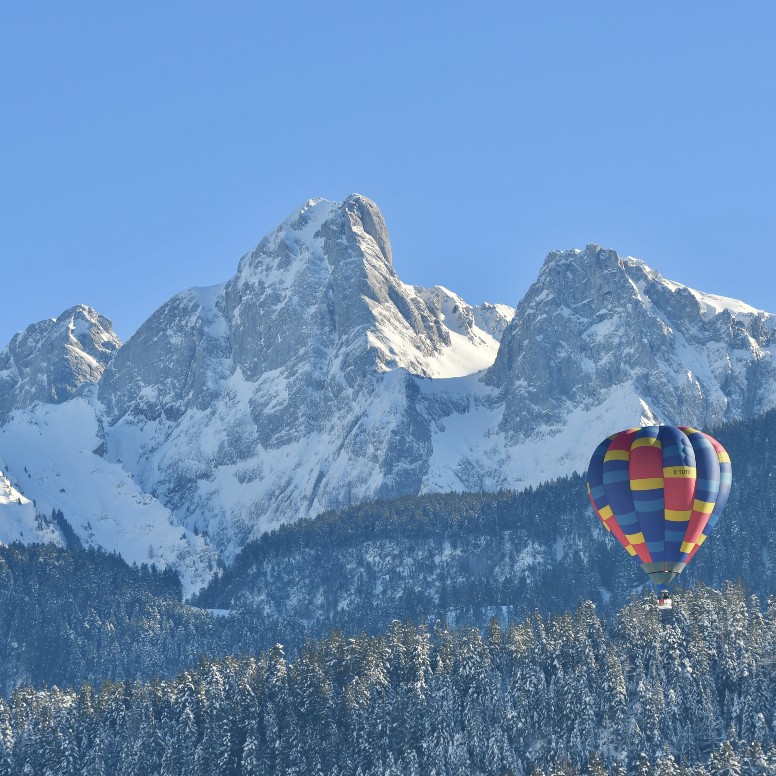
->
2, 2, 774, 345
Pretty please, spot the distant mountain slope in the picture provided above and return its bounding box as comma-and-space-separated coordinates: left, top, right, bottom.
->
193, 406, 776, 636
0, 308, 217, 593
0, 463, 59, 546
0, 392, 219, 593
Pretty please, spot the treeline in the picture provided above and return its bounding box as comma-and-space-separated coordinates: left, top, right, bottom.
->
0, 543, 236, 695
190, 409, 776, 639
193, 479, 627, 614
0, 480, 640, 696
1, 584, 775, 774
4, 408, 776, 698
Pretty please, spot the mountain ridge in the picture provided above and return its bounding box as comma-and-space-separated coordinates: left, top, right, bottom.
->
0, 195, 773, 593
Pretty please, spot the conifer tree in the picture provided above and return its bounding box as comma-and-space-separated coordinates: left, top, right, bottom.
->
653, 753, 681, 776
609, 760, 627, 776
708, 740, 743, 776
584, 751, 607, 776
632, 752, 652, 776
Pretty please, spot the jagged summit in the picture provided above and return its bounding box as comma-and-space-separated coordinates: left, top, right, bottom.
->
101, 194, 510, 428
235, 195, 391, 285
92, 194, 515, 563
0, 304, 121, 421
538, 244, 766, 319
489, 243, 776, 442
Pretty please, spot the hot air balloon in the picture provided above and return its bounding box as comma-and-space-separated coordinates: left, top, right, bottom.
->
587, 426, 731, 609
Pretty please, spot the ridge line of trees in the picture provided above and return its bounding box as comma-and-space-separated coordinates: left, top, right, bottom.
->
2, 584, 775, 774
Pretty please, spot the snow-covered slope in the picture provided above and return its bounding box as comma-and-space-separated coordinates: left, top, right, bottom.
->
0, 460, 60, 546
0, 308, 218, 594
415, 286, 514, 376
0, 392, 219, 593
1, 198, 775, 591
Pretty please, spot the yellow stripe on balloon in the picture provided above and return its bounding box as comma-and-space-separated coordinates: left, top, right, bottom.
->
665, 509, 691, 522
692, 499, 715, 514
625, 545, 637, 556
717, 451, 731, 463
696, 533, 708, 545
604, 450, 630, 462
626, 532, 646, 544
599, 505, 613, 520
680, 541, 695, 554
630, 477, 664, 490
631, 436, 662, 449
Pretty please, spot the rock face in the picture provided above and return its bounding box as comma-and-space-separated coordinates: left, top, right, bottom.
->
97, 196, 512, 557
1, 197, 775, 588
487, 245, 776, 441
0, 305, 121, 421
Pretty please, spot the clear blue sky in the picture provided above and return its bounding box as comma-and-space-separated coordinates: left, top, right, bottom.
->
2, 2, 775, 345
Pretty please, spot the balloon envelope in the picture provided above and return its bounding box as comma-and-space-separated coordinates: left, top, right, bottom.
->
586, 426, 731, 586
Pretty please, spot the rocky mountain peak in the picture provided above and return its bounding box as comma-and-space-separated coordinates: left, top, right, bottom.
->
58, 303, 121, 355
0, 305, 121, 421
488, 244, 776, 442
534, 244, 637, 302
337, 193, 393, 267
232, 194, 392, 289
91, 194, 515, 560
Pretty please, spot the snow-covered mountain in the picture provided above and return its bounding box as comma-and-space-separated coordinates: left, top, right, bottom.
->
1, 196, 774, 592
0, 308, 218, 592
489, 245, 776, 434
421, 245, 776, 492
96, 196, 514, 560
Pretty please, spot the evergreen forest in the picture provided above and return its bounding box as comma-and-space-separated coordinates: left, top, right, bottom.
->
1, 410, 775, 772
1, 586, 775, 774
